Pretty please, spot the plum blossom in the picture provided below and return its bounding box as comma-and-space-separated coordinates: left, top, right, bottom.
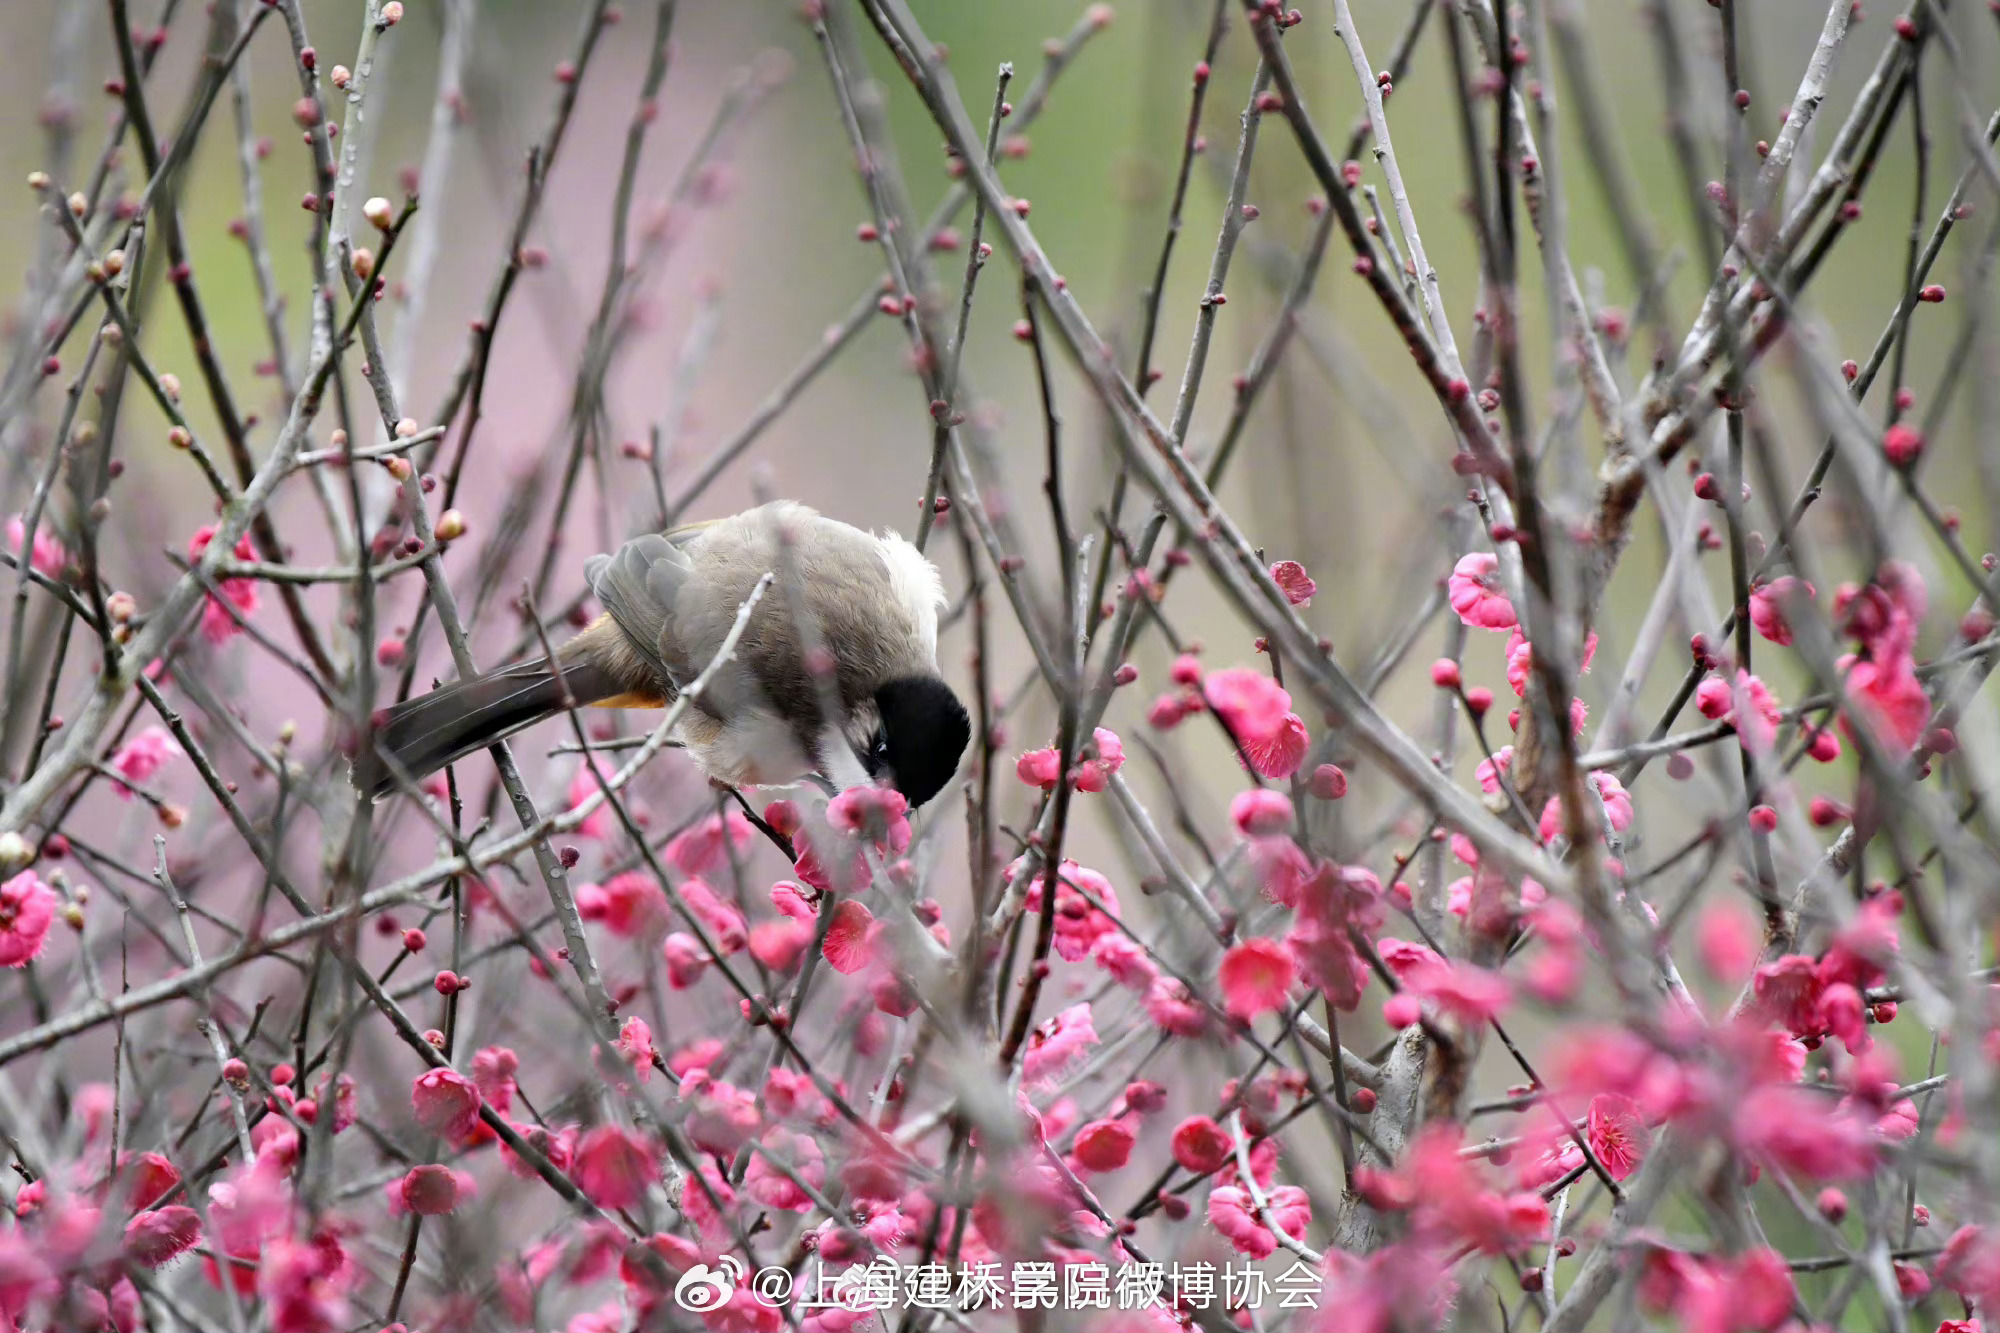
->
0, 870, 56, 968
410, 1068, 481, 1142
393, 1165, 469, 1216
1172, 1116, 1233, 1174
572, 1126, 659, 1210
1285, 862, 1384, 1012
1748, 575, 1813, 646
7, 515, 65, 578
1071, 727, 1125, 792
1089, 933, 1158, 991
566, 764, 613, 840
1447, 552, 1517, 630
1208, 1183, 1310, 1259
110, 725, 181, 800
576, 871, 670, 938
1144, 977, 1210, 1037
1694, 670, 1783, 753
1537, 770, 1635, 844
1019, 858, 1121, 963
1071, 1118, 1137, 1173
743, 1127, 824, 1210
1230, 788, 1294, 837
1237, 710, 1309, 778
1218, 937, 1295, 1019
1023, 1002, 1098, 1083
820, 899, 878, 974
1269, 559, 1316, 606
1638, 1246, 1795, 1333
188, 525, 259, 643
1586, 1094, 1647, 1180
1365, 1125, 1549, 1255
662, 811, 754, 876
1202, 667, 1293, 748
123, 1206, 202, 1267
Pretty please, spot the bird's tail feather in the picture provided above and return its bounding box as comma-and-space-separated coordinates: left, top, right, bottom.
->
353, 656, 619, 799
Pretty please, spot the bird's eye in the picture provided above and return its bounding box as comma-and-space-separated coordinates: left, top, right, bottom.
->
872, 736, 890, 762
862, 732, 890, 776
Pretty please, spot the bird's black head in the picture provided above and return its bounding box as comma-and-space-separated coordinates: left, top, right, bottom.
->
864, 676, 971, 809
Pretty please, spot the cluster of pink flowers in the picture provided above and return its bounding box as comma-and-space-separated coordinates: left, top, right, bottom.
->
186, 524, 260, 644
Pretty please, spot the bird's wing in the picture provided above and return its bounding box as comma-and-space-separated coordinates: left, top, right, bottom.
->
585, 534, 693, 688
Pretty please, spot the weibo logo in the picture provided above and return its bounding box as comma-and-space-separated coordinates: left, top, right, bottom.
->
674, 1256, 746, 1311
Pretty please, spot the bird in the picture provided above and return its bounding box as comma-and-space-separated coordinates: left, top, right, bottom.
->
354, 501, 971, 810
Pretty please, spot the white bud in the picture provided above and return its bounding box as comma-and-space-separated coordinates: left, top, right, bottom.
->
361, 196, 394, 230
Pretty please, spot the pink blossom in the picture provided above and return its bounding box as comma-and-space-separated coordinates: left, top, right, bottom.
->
498, 1121, 576, 1180
1202, 667, 1293, 747
1696, 902, 1758, 982
394, 1164, 466, 1215
0, 871, 56, 968
825, 784, 909, 839
463, 1047, 515, 1116
1022, 1002, 1098, 1083
1071, 727, 1126, 792
1072, 1118, 1137, 1172
1749, 576, 1813, 646
110, 725, 181, 799
1503, 629, 1597, 697
1940, 1225, 2000, 1308
1537, 770, 1636, 843
577, 871, 670, 938
1269, 559, 1316, 606
1285, 863, 1383, 1012
6, 515, 65, 578
1640, 1246, 1795, 1333
662, 932, 711, 988
572, 1125, 660, 1210
1015, 747, 1061, 789
1237, 710, 1309, 778
678, 878, 747, 954
615, 1016, 657, 1083
743, 1127, 824, 1211
1840, 652, 1929, 751
1143, 977, 1211, 1037
749, 917, 811, 972
1208, 1183, 1310, 1259
770, 880, 815, 920
1733, 1084, 1880, 1179
1218, 937, 1295, 1019
1230, 788, 1294, 837
1586, 1094, 1647, 1180
1088, 933, 1158, 990
1448, 552, 1517, 630
662, 811, 754, 877
1399, 1126, 1550, 1255
1402, 956, 1511, 1024
257, 1233, 351, 1333
123, 1205, 202, 1267
1021, 859, 1121, 962
1171, 1116, 1233, 1174
682, 1075, 762, 1156
188, 525, 259, 643
566, 765, 613, 839
820, 899, 878, 974
410, 1068, 482, 1142
1474, 747, 1514, 795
